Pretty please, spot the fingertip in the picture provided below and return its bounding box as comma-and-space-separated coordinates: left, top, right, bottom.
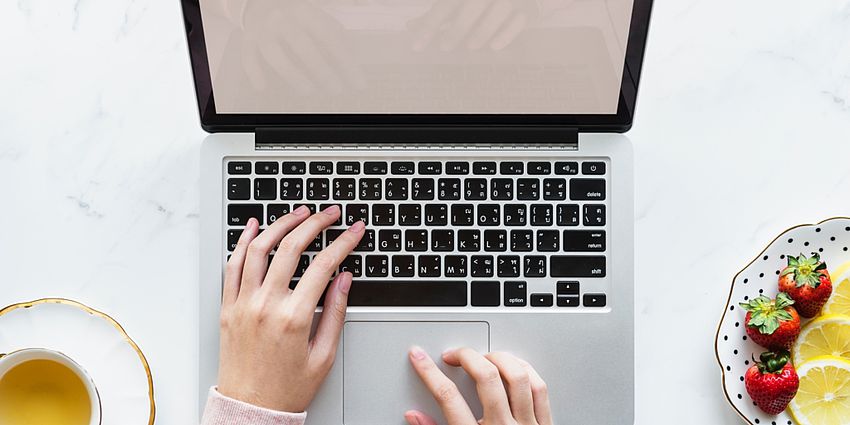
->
338, 271, 353, 295
403, 410, 421, 425
409, 345, 428, 361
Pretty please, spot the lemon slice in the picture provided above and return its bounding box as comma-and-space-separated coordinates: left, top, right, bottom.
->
831, 260, 850, 284
788, 356, 850, 425
792, 315, 850, 366
823, 277, 850, 315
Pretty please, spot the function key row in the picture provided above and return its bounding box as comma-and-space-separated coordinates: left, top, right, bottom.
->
228, 161, 606, 176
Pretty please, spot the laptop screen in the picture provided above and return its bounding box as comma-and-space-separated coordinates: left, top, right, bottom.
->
197, 0, 636, 116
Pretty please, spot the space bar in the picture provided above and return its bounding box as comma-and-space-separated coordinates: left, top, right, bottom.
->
347, 281, 468, 307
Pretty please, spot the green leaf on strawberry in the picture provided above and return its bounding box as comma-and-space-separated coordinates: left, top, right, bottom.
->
780, 252, 829, 288
739, 293, 795, 335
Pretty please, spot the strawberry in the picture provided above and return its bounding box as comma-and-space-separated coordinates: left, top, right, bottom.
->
739, 293, 801, 350
778, 253, 833, 318
744, 350, 799, 415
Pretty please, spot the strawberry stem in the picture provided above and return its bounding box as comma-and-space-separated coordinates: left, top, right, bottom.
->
755, 350, 791, 374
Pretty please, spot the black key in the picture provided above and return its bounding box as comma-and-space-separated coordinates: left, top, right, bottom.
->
347, 280, 467, 306
471, 255, 494, 277
385, 179, 409, 200
583, 205, 606, 226
346, 204, 369, 226
267, 204, 290, 225
306, 232, 323, 251
444, 255, 468, 277
557, 281, 580, 295
340, 255, 362, 277
473, 161, 497, 175
528, 162, 551, 175
483, 230, 507, 252
364, 161, 388, 175
582, 162, 606, 175
557, 204, 580, 226
446, 161, 469, 175
280, 178, 304, 200
497, 255, 521, 277
254, 178, 277, 200
500, 162, 523, 175
457, 230, 481, 252
372, 204, 395, 226
378, 229, 402, 251
418, 255, 441, 277
504, 281, 527, 307
294, 255, 310, 277
355, 230, 376, 252
550, 256, 606, 277
227, 229, 241, 251
543, 178, 567, 201
431, 230, 454, 251
557, 296, 580, 307
337, 162, 360, 175
510, 230, 533, 252
563, 230, 606, 252
392, 255, 415, 277
309, 161, 333, 174
228, 178, 250, 200
282, 161, 306, 174
451, 204, 475, 226
531, 293, 553, 307
293, 203, 317, 215
570, 179, 606, 201
419, 162, 442, 175
504, 205, 526, 226
333, 179, 356, 200
326, 229, 345, 245
491, 179, 513, 200
530, 205, 553, 226
256, 161, 279, 174
584, 293, 607, 307
391, 161, 415, 175
398, 204, 422, 226
228, 204, 262, 226
517, 179, 540, 201
478, 205, 500, 226
359, 178, 382, 200
464, 178, 487, 200
438, 178, 461, 200
425, 204, 448, 226
404, 229, 428, 251
523, 256, 546, 277
537, 230, 559, 252
555, 161, 579, 175
471, 281, 500, 307
306, 178, 330, 200
365, 255, 389, 277
228, 162, 251, 175
319, 203, 342, 225
412, 178, 435, 200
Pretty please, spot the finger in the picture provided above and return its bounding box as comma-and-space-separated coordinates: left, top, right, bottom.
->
485, 352, 536, 424
240, 205, 311, 297
223, 218, 260, 306
411, 0, 460, 51
466, 0, 513, 50
439, 0, 489, 51
290, 220, 364, 314
442, 347, 513, 421
408, 346, 478, 424
516, 358, 552, 425
404, 410, 440, 425
490, 12, 527, 50
309, 272, 352, 363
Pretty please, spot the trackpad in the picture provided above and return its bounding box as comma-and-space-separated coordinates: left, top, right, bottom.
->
343, 321, 488, 425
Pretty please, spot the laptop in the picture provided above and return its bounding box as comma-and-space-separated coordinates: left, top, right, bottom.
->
182, 0, 652, 423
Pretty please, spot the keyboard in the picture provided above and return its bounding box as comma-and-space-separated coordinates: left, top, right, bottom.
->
224, 157, 609, 310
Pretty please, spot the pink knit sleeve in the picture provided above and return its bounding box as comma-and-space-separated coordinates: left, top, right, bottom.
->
201, 387, 308, 425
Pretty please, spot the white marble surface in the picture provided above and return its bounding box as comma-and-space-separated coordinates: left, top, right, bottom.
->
1, 0, 849, 423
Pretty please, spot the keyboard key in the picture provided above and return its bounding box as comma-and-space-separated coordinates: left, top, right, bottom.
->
504, 205, 527, 226
517, 179, 540, 200
364, 161, 388, 175
267, 204, 290, 225
425, 204, 448, 226
483, 230, 507, 252
280, 178, 304, 200
306, 178, 330, 200
294, 255, 310, 277
307, 232, 323, 251
555, 161, 579, 175
337, 162, 360, 174
504, 281, 527, 307
355, 230, 376, 252
536, 230, 559, 252
491, 179, 513, 200
254, 178, 277, 200
391, 161, 415, 175
458, 230, 481, 252
473, 161, 497, 175
523, 256, 546, 277
319, 203, 342, 225
451, 204, 475, 226
310, 161, 333, 174
365, 255, 389, 277
282, 162, 306, 174
418, 255, 441, 277
228, 162, 251, 175
340, 255, 362, 277
471, 255, 494, 277
326, 229, 345, 245
256, 162, 279, 174
530, 205, 553, 226
570, 179, 606, 201
557, 204, 580, 226
404, 229, 428, 251
398, 204, 422, 226
582, 162, 606, 175
584, 293, 607, 307
528, 162, 551, 175
557, 281, 580, 295
563, 230, 606, 252
550, 256, 606, 277
438, 178, 461, 200
500, 162, 523, 175
431, 229, 454, 251
419, 162, 442, 175
531, 293, 553, 307
542, 178, 567, 200
228, 178, 250, 200
446, 161, 470, 175
392, 255, 415, 277
583, 205, 606, 226
510, 230, 533, 252
471, 281, 500, 307
346, 204, 369, 225
385, 179, 409, 200
372, 204, 395, 226
227, 229, 241, 251
444, 255, 468, 277
359, 178, 382, 200
557, 296, 580, 307
347, 281, 467, 306
477, 205, 500, 226
228, 204, 262, 226
378, 229, 402, 251
333, 179, 356, 200
412, 178, 435, 200
464, 178, 487, 200
497, 255, 521, 277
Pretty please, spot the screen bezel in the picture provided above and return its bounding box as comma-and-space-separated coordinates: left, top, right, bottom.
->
180, 0, 653, 134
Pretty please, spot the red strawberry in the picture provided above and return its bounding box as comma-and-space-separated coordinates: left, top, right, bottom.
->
744, 350, 799, 415
778, 253, 833, 318
739, 293, 801, 350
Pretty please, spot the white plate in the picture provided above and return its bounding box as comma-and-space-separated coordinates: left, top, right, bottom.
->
0, 298, 155, 425
715, 217, 850, 425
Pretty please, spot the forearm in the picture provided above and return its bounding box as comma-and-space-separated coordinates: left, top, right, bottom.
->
201, 387, 308, 425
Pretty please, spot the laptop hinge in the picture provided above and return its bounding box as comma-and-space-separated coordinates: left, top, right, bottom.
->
254, 126, 579, 150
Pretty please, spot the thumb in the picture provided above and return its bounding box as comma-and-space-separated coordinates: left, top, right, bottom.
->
311, 272, 352, 357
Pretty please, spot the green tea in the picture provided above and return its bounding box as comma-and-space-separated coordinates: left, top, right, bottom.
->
0, 359, 91, 425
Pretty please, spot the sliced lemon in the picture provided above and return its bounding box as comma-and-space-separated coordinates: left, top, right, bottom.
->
793, 315, 850, 366
788, 356, 850, 425
823, 277, 850, 315
831, 260, 850, 284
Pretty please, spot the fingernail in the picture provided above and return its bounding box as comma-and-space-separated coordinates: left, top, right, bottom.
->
247, 217, 258, 228
348, 220, 365, 233
408, 415, 422, 425
293, 205, 309, 216
322, 205, 340, 215
441, 347, 456, 356
337, 272, 352, 295
410, 345, 427, 360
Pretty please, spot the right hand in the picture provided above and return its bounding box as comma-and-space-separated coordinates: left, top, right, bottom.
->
405, 347, 553, 425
